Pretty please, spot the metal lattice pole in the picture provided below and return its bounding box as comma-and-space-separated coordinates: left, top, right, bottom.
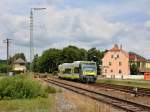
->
29, 8, 46, 74
30, 9, 33, 73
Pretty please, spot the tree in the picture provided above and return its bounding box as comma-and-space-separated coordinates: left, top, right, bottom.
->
31, 45, 105, 74
38, 49, 62, 73
32, 54, 39, 72
79, 48, 87, 61
130, 63, 139, 75
87, 48, 104, 75
9, 53, 26, 65
0, 60, 11, 73
62, 46, 86, 63
0, 64, 7, 73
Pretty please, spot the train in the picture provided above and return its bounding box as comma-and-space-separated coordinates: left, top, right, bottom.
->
58, 61, 97, 83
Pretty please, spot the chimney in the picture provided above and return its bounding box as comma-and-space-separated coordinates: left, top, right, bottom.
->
113, 44, 118, 49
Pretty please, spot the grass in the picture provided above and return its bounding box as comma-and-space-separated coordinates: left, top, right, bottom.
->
0, 76, 47, 99
0, 75, 59, 112
0, 95, 54, 112
0, 73, 6, 77
97, 79, 150, 88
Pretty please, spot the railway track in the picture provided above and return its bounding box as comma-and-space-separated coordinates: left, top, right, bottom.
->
44, 78, 150, 112
90, 83, 150, 96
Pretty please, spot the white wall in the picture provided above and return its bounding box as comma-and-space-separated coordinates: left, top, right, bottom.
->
104, 74, 144, 79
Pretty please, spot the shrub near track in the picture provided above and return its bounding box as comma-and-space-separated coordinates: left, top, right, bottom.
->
0, 76, 54, 100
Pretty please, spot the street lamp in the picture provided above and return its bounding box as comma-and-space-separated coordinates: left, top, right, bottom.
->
30, 8, 46, 73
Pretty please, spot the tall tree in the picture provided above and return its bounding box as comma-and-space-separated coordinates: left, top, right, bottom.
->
32, 54, 39, 72
79, 48, 87, 61
31, 45, 104, 74
62, 46, 84, 63
9, 53, 26, 65
38, 49, 62, 73
130, 63, 139, 75
87, 48, 104, 75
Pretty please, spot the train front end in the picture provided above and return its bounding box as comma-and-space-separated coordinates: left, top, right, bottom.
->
80, 62, 97, 83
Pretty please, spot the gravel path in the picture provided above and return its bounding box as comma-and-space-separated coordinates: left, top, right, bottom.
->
52, 92, 79, 112
50, 90, 125, 112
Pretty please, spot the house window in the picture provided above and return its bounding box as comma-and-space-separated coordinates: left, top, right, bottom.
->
105, 69, 107, 73
117, 54, 119, 58
110, 70, 113, 73
109, 62, 112, 66
119, 69, 122, 74
119, 62, 122, 66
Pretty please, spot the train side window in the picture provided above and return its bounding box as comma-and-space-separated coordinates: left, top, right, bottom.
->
64, 69, 72, 74
74, 67, 80, 73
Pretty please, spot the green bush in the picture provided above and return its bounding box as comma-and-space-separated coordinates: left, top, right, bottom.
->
45, 86, 56, 93
0, 76, 55, 100
53, 71, 58, 76
0, 64, 7, 73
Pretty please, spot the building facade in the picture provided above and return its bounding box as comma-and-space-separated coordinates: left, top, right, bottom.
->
139, 60, 150, 80
102, 44, 130, 78
129, 52, 146, 73
13, 58, 26, 73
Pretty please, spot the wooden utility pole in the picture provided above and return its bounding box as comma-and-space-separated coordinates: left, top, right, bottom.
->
3, 38, 12, 74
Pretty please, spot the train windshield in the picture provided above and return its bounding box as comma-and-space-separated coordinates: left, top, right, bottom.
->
82, 63, 97, 72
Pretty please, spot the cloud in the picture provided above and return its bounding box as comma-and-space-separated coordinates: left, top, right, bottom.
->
117, 23, 150, 59
32, 7, 124, 47
1, 5, 124, 60
144, 20, 150, 28
0, 0, 150, 60
8, 6, 122, 60
0, 33, 7, 59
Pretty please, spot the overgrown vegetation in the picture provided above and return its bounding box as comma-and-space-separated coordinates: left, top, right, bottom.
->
0, 73, 6, 77
0, 96, 54, 112
0, 75, 59, 112
0, 76, 57, 100
0, 60, 7, 73
0, 64, 7, 73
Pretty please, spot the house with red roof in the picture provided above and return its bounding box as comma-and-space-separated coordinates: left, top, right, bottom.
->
102, 44, 150, 79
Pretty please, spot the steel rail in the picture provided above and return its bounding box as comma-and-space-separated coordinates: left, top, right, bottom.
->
44, 78, 150, 112
90, 83, 150, 96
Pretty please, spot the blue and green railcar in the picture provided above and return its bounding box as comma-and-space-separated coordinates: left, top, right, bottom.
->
58, 61, 97, 83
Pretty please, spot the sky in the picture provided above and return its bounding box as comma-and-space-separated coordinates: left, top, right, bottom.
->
0, 0, 150, 60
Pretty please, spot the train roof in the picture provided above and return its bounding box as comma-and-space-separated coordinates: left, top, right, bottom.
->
59, 63, 73, 69
59, 61, 96, 68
